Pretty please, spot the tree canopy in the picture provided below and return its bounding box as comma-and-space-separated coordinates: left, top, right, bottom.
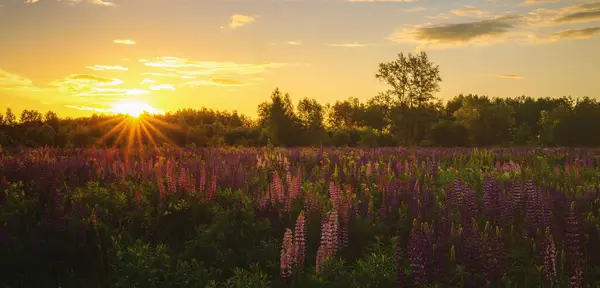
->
1, 51, 598, 148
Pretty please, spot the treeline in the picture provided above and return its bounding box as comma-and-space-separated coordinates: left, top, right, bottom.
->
1, 52, 599, 148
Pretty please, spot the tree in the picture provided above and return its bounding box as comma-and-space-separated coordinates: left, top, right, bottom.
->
20, 109, 43, 125
257, 88, 303, 146
327, 97, 364, 129
297, 98, 326, 145
5, 108, 16, 125
453, 95, 514, 146
363, 92, 393, 132
375, 51, 442, 108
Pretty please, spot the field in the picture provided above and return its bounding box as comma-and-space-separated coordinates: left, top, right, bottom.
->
1, 147, 599, 287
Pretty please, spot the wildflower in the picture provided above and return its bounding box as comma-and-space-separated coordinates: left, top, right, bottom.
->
280, 228, 294, 279
293, 211, 306, 269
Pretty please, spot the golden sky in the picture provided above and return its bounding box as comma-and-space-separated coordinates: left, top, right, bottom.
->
0, 0, 599, 118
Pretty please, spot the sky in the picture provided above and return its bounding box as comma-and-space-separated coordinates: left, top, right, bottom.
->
0, 0, 599, 118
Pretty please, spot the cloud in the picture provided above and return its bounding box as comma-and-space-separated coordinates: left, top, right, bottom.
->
140, 57, 287, 76
488, 74, 524, 79
74, 88, 149, 97
28, 0, 116, 6
149, 84, 176, 91
113, 39, 136, 45
270, 40, 303, 46
141, 78, 156, 84
347, 0, 421, 2
389, 15, 522, 47
325, 42, 375, 47
86, 65, 128, 71
228, 14, 256, 29
450, 6, 491, 18
526, 2, 600, 26
90, 0, 116, 6
66, 105, 111, 113
529, 26, 600, 42
520, 0, 560, 6
402, 6, 427, 12
0, 69, 38, 91
50, 74, 125, 96
181, 79, 249, 87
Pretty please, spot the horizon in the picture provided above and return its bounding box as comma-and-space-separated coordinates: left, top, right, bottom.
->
1, 0, 599, 118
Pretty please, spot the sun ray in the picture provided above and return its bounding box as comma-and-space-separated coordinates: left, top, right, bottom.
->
140, 117, 179, 147
90, 115, 126, 129
144, 116, 183, 132
139, 119, 160, 151
96, 118, 129, 145
113, 119, 133, 148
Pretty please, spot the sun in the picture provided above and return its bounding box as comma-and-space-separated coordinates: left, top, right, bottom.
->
111, 100, 162, 117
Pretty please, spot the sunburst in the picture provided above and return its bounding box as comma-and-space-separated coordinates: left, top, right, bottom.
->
92, 100, 179, 165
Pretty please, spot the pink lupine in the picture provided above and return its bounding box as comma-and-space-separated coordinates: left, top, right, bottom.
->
316, 210, 339, 272
543, 228, 557, 281
187, 170, 196, 196
272, 171, 284, 205
316, 243, 326, 273
209, 173, 217, 200
134, 191, 141, 205
199, 164, 206, 200
166, 162, 176, 195
329, 181, 341, 209
178, 167, 188, 193
280, 228, 294, 279
293, 211, 306, 269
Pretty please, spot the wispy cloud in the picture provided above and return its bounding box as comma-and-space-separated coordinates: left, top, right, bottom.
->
181, 79, 250, 87
228, 14, 256, 29
91, 0, 116, 7
347, 0, 421, 2
113, 39, 136, 45
66, 105, 111, 113
140, 57, 287, 76
528, 26, 600, 43
141, 78, 156, 84
86, 65, 128, 71
27, 0, 117, 6
0, 69, 38, 91
149, 84, 176, 91
50, 74, 125, 96
389, 15, 522, 48
325, 42, 376, 47
525, 2, 600, 26
74, 88, 149, 97
488, 74, 524, 79
402, 6, 427, 12
450, 6, 491, 18
270, 40, 303, 46
519, 0, 561, 6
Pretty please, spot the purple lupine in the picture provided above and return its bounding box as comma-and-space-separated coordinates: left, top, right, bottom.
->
566, 202, 583, 287
408, 220, 428, 286
543, 228, 557, 282
483, 176, 500, 223
460, 219, 482, 276
524, 180, 538, 238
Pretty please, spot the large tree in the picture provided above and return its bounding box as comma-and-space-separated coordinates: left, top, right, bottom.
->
375, 51, 442, 108
257, 88, 303, 146
297, 97, 326, 145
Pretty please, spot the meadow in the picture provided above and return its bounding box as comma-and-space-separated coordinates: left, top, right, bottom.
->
1, 147, 599, 287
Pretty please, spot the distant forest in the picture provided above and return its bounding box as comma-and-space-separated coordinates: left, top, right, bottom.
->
1, 51, 599, 148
